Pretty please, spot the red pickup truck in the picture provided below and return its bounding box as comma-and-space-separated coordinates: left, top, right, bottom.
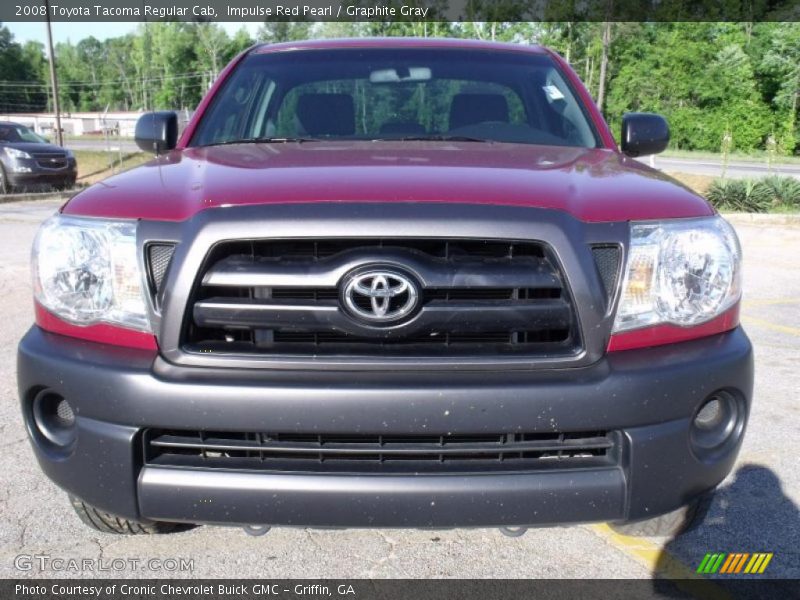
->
19, 38, 751, 537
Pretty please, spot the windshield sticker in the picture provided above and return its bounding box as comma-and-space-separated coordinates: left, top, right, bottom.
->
543, 85, 565, 101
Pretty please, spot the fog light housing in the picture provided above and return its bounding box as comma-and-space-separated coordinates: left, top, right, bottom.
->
690, 390, 744, 461
31, 389, 76, 448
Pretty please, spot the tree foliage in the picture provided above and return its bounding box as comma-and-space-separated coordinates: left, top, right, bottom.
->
0, 20, 798, 154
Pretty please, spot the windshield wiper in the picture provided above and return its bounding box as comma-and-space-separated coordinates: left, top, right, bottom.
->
384, 135, 494, 143
203, 137, 321, 147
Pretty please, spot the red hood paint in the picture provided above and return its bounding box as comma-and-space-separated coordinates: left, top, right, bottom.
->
63, 141, 713, 223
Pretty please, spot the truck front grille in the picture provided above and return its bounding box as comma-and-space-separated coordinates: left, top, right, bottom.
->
182, 239, 580, 358
144, 429, 616, 474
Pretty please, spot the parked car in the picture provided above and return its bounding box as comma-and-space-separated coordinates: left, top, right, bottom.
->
18, 38, 751, 537
0, 121, 77, 193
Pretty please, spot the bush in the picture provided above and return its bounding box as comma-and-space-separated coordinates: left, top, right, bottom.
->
706, 176, 800, 212
759, 176, 800, 208
706, 179, 773, 212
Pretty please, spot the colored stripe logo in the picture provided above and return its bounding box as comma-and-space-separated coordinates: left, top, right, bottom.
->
697, 553, 773, 574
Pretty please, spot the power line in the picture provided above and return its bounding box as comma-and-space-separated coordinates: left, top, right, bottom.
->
0, 68, 211, 85
0, 72, 210, 89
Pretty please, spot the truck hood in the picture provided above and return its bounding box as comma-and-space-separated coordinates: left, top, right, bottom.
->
63, 141, 713, 222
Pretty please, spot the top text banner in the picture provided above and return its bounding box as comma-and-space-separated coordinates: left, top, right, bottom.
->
4, 0, 800, 22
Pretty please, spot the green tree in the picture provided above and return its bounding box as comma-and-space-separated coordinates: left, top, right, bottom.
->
605, 23, 773, 152
758, 23, 800, 154
0, 19, 796, 156
195, 23, 230, 79
0, 24, 47, 113
226, 27, 256, 58
257, 21, 312, 43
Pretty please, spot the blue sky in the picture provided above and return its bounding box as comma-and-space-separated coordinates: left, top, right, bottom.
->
8, 22, 261, 47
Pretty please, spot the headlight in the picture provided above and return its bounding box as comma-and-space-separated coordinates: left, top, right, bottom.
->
612, 216, 741, 333
64, 148, 74, 159
32, 215, 151, 332
4, 147, 32, 159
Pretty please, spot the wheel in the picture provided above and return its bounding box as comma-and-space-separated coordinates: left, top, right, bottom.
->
69, 495, 177, 534
0, 165, 11, 194
609, 493, 713, 537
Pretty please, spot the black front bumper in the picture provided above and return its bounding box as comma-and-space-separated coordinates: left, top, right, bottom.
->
6, 162, 76, 187
18, 326, 753, 528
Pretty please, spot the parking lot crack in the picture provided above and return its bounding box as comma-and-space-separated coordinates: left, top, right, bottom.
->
363, 532, 407, 577
16, 510, 34, 549
303, 529, 325, 552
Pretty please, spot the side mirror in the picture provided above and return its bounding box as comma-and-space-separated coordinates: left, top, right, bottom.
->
620, 112, 669, 158
135, 111, 178, 155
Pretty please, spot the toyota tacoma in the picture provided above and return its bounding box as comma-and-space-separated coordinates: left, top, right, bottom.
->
18, 38, 752, 537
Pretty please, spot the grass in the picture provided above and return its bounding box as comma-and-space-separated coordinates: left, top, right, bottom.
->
767, 204, 800, 214
661, 148, 800, 165
666, 172, 716, 195
63, 133, 135, 142
75, 150, 150, 185
647, 171, 800, 214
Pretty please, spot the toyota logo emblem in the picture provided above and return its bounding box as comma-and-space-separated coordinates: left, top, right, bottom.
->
342, 269, 419, 324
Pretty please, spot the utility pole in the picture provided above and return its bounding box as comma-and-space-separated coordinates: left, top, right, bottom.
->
597, 20, 611, 115
44, 0, 63, 146
596, 0, 613, 115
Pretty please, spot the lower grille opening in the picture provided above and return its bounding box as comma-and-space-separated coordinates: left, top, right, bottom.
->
144, 429, 616, 474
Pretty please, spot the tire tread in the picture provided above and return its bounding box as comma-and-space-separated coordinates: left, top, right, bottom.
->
69, 496, 174, 535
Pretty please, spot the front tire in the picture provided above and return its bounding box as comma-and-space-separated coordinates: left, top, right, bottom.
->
69, 495, 176, 534
609, 493, 713, 537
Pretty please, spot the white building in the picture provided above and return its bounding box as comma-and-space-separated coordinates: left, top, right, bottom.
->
0, 110, 191, 138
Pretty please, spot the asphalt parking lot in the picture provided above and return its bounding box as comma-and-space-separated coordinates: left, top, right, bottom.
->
0, 199, 797, 587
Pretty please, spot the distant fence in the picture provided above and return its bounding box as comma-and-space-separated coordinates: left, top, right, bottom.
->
0, 110, 192, 138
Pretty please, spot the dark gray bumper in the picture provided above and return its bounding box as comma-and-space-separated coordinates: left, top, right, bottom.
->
18, 326, 753, 528
139, 467, 626, 527
6, 161, 76, 186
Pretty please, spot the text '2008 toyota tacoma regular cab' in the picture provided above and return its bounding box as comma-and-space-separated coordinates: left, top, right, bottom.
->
19, 38, 752, 537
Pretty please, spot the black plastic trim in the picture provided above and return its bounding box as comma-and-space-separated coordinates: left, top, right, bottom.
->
137, 203, 628, 371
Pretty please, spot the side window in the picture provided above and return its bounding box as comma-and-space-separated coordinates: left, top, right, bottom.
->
193, 69, 271, 145
251, 80, 277, 138
537, 70, 596, 147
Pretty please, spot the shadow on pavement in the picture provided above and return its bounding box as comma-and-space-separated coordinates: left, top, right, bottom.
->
654, 464, 799, 598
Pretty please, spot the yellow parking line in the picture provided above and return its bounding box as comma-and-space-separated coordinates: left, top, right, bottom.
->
589, 524, 731, 600
742, 315, 800, 337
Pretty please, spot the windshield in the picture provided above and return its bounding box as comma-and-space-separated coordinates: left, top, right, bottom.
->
0, 124, 47, 144
191, 48, 600, 149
